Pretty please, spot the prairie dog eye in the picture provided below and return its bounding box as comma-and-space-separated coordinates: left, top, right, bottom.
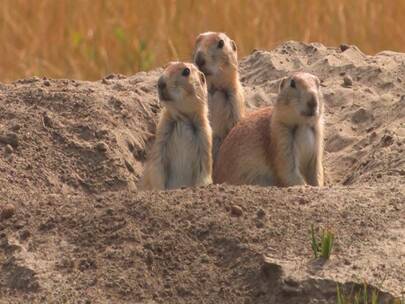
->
290, 79, 296, 88
217, 39, 224, 49
182, 68, 190, 77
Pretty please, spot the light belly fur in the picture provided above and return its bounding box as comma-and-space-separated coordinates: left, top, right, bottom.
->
166, 122, 199, 189
294, 126, 316, 173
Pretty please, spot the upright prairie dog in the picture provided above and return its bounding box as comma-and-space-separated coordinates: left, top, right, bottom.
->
141, 62, 213, 190
214, 72, 324, 187
193, 32, 245, 161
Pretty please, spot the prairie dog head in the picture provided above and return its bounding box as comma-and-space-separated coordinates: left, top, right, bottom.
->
276, 72, 323, 124
157, 62, 207, 116
193, 32, 238, 79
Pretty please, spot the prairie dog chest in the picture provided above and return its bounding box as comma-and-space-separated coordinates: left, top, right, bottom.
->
294, 126, 316, 167
166, 121, 200, 185
208, 90, 231, 136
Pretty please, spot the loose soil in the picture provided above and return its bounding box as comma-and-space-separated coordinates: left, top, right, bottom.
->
0, 41, 404, 303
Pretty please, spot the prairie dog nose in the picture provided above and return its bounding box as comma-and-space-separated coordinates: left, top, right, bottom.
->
195, 52, 206, 68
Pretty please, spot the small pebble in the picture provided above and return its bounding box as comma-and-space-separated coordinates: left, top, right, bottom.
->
230, 205, 243, 217
95, 142, 108, 152
125, 160, 134, 173
200, 254, 209, 263
1, 203, 16, 219
0, 132, 19, 148
10, 124, 21, 131
257, 208, 266, 218
43, 80, 51, 86
343, 75, 353, 87
5, 144, 13, 154
298, 197, 309, 205
19, 229, 31, 240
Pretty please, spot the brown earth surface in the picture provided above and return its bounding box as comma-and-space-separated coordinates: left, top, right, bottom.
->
0, 41, 404, 303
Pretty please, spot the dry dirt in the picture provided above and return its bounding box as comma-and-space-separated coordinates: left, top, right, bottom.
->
0, 41, 404, 303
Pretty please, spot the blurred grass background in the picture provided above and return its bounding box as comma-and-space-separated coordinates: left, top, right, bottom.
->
0, 0, 404, 81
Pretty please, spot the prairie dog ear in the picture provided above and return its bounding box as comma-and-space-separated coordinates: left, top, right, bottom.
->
195, 32, 209, 45
231, 40, 237, 52
165, 61, 177, 68
279, 76, 289, 92
199, 71, 206, 85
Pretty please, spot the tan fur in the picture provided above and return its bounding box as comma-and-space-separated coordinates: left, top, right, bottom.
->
193, 32, 245, 161
141, 62, 213, 190
214, 72, 324, 187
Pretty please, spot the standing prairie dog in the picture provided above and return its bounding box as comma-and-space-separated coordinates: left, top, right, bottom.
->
141, 62, 213, 190
193, 32, 245, 161
214, 72, 324, 187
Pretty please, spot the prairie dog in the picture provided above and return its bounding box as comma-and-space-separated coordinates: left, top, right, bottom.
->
214, 72, 324, 187
141, 62, 213, 190
193, 32, 245, 161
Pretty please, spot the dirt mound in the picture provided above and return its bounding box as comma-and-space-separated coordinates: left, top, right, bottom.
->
0, 73, 160, 196
0, 42, 404, 303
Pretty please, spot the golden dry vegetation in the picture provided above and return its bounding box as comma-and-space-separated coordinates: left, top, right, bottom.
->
0, 0, 404, 81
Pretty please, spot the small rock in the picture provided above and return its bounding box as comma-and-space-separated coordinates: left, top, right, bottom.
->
230, 205, 243, 217
101, 78, 110, 85
262, 256, 283, 280
200, 254, 209, 263
19, 230, 31, 240
352, 108, 372, 124
42, 113, 53, 128
256, 221, 265, 228
0, 132, 19, 148
13, 221, 24, 230
176, 286, 191, 297
257, 208, 266, 218
10, 124, 21, 132
95, 142, 108, 152
298, 197, 309, 205
340, 44, 350, 52
95, 129, 108, 139
5, 144, 13, 154
78, 258, 97, 271
43, 80, 51, 86
1, 203, 16, 219
380, 134, 394, 147
343, 75, 353, 87
125, 160, 135, 173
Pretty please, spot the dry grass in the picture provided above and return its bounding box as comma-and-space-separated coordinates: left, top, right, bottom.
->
0, 0, 404, 81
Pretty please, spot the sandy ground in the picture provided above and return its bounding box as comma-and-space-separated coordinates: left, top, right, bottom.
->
0, 41, 404, 303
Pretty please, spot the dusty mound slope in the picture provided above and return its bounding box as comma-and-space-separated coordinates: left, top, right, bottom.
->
0, 72, 160, 196
0, 42, 404, 303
